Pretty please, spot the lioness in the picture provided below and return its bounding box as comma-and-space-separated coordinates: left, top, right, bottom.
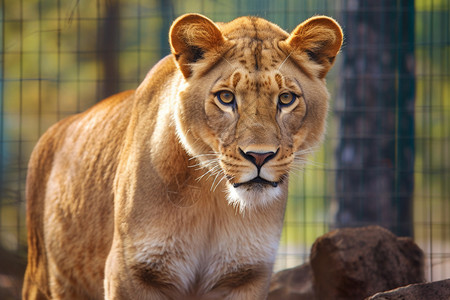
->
23, 13, 342, 299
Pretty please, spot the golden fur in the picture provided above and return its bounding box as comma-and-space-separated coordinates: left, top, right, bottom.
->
22, 14, 342, 299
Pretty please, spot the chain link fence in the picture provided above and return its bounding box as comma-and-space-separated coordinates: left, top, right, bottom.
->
0, 0, 449, 298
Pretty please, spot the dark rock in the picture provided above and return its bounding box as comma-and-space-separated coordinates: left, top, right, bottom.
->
310, 226, 425, 300
268, 263, 315, 300
366, 278, 450, 300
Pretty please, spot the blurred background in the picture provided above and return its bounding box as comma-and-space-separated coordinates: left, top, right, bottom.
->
0, 0, 449, 298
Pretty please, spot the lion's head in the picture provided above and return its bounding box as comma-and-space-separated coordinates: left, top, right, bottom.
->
170, 14, 342, 211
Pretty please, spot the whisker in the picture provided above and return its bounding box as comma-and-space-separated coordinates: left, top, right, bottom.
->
194, 159, 218, 167
293, 158, 323, 169
294, 147, 319, 156
189, 153, 218, 160
212, 173, 227, 192
190, 158, 220, 170
222, 56, 233, 67
278, 52, 292, 71
210, 168, 226, 192
196, 165, 220, 182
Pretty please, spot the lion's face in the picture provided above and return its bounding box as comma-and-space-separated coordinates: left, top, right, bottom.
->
170, 15, 342, 210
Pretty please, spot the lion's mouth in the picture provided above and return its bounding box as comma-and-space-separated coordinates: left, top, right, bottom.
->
232, 176, 279, 188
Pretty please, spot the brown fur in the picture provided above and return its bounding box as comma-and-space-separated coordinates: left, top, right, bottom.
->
23, 14, 342, 299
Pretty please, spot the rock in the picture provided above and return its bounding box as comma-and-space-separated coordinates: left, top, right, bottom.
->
366, 279, 450, 300
310, 226, 425, 300
268, 263, 315, 300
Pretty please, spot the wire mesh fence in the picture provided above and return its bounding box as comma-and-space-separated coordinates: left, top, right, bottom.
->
0, 0, 449, 298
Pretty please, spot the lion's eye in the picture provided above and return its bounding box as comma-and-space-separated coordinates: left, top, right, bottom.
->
278, 92, 297, 107
216, 91, 235, 106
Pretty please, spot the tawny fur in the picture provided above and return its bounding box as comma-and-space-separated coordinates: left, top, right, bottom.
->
23, 14, 342, 300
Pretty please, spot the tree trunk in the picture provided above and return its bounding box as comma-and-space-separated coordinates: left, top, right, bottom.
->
98, 0, 120, 99
159, 0, 174, 58
335, 0, 415, 237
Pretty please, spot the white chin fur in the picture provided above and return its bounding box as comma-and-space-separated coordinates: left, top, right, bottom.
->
226, 183, 283, 213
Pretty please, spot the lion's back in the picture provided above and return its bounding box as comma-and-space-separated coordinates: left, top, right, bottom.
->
24, 90, 134, 299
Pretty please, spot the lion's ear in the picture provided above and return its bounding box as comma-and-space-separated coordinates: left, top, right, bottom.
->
170, 14, 226, 78
280, 16, 343, 78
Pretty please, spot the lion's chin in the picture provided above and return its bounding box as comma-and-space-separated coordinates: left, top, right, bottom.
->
225, 181, 283, 213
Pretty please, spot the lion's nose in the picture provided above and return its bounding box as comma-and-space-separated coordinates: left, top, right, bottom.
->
239, 149, 278, 169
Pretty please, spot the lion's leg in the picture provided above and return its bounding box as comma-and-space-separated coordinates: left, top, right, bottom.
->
189, 262, 272, 300
43, 261, 94, 300
224, 283, 271, 300
46, 275, 92, 300
22, 268, 48, 300
104, 243, 172, 300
